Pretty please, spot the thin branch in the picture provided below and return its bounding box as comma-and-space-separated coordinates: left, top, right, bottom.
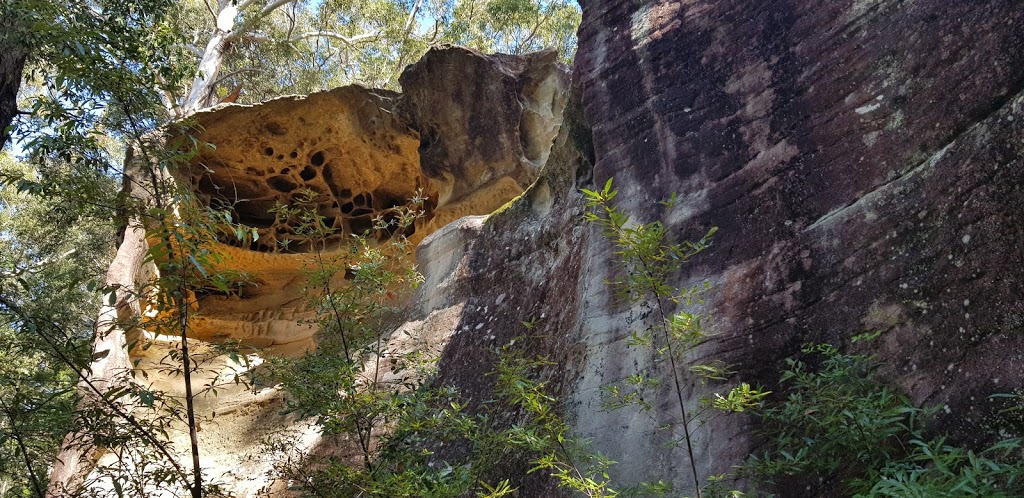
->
120, 89, 204, 497
0, 399, 46, 498
198, 68, 265, 107
428, 20, 441, 45
285, 0, 298, 40
0, 296, 191, 487
176, 259, 202, 498
235, 33, 275, 44
0, 249, 77, 279
201, 0, 218, 22
211, 68, 266, 88
519, 7, 557, 52
151, 71, 182, 119
237, 30, 379, 47
389, 0, 423, 83
259, 0, 295, 17
288, 30, 379, 46
184, 44, 204, 58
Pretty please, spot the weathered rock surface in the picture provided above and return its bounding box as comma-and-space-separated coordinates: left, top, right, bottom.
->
164, 47, 568, 493
400, 47, 569, 235
401, 1, 1024, 496
55, 47, 570, 496
175, 49, 569, 354
575, 0, 1024, 452
60, 1, 1024, 495
181, 86, 427, 355
186, 86, 431, 252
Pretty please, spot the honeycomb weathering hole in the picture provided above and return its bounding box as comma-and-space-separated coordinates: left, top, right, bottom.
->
350, 216, 374, 234
299, 165, 316, 181
311, 151, 325, 166
267, 175, 298, 193
264, 147, 274, 156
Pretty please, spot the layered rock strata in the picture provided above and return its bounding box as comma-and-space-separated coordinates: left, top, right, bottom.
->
404, 1, 1024, 496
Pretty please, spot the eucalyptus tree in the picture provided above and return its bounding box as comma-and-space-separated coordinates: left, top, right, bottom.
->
167, 0, 579, 110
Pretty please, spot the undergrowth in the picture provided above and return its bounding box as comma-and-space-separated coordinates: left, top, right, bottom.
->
739, 343, 1024, 497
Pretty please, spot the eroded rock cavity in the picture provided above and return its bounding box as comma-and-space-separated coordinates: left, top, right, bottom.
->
174, 48, 567, 354
186, 87, 430, 253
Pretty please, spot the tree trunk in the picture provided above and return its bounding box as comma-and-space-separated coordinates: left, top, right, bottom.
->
182, 29, 231, 114
46, 148, 159, 495
45, 221, 150, 496
0, 10, 28, 148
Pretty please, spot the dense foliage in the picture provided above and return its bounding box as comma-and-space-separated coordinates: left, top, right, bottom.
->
0, 154, 114, 497
166, 0, 579, 105
742, 344, 1024, 497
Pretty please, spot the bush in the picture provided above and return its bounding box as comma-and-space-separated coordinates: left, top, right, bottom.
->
743, 343, 1024, 497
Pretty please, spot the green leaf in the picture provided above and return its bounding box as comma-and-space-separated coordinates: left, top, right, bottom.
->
188, 254, 208, 277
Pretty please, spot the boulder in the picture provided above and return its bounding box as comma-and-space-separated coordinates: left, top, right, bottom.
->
54, 46, 571, 495
400, 46, 569, 234
174, 48, 570, 353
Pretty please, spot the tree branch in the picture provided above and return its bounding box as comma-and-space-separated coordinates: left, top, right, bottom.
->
0, 249, 77, 279
390, 0, 423, 83
201, 68, 266, 105
238, 30, 379, 47
212, 68, 266, 86
201, 0, 218, 22
519, 7, 557, 53
259, 0, 296, 17
151, 70, 182, 118
288, 30, 379, 46
184, 44, 204, 58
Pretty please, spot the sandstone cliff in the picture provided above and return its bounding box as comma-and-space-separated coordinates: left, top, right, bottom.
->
410, 0, 1024, 495
59, 1, 1024, 495
52, 47, 570, 495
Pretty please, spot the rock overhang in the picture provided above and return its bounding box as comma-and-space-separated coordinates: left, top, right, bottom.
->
184, 86, 433, 253
156, 46, 571, 353
67, 46, 573, 497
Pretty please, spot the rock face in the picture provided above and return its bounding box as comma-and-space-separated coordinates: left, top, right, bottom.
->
55, 47, 570, 495
63, 2, 1024, 494
574, 0, 1024, 450
180, 87, 427, 356
405, 1, 1024, 496
167, 46, 569, 493
187, 86, 430, 252
174, 48, 568, 355
400, 47, 569, 234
